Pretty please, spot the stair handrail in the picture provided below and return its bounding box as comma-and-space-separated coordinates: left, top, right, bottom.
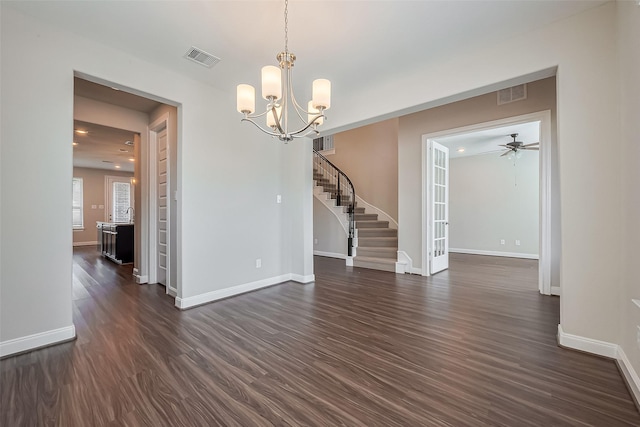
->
313, 149, 356, 256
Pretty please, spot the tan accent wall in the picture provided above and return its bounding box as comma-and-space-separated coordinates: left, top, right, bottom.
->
72, 167, 134, 245
330, 118, 399, 221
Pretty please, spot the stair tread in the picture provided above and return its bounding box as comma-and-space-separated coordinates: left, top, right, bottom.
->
354, 256, 397, 264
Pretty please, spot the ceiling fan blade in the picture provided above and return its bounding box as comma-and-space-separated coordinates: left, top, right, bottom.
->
522, 147, 539, 151
498, 144, 510, 148
523, 142, 540, 147
500, 151, 512, 157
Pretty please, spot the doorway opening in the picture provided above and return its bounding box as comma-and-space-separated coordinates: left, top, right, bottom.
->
421, 111, 554, 295
72, 74, 180, 298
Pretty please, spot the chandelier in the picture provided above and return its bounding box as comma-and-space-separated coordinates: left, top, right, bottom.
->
236, 0, 331, 142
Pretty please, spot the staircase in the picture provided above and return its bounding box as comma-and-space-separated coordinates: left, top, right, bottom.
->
352, 210, 398, 272
313, 150, 398, 273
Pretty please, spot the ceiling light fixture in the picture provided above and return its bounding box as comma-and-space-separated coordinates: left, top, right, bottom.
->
236, 0, 331, 142
72, 141, 78, 146
114, 165, 121, 169
457, 148, 465, 153
128, 158, 135, 162
74, 129, 88, 135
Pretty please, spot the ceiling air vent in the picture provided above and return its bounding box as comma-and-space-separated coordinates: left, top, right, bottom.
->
497, 84, 527, 105
184, 46, 220, 68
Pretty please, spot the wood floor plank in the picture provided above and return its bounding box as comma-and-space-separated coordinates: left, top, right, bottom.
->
1, 249, 638, 426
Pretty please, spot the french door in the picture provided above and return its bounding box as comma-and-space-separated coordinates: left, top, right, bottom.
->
430, 141, 449, 274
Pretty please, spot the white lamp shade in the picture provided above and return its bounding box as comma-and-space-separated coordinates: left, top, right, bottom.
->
307, 101, 324, 126
237, 84, 255, 114
262, 66, 282, 100
267, 105, 282, 128
312, 79, 331, 110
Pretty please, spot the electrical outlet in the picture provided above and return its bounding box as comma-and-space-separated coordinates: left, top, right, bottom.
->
314, 238, 318, 245
276, 194, 282, 204
255, 258, 262, 268
515, 240, 521, 246
500, 239, 505, 245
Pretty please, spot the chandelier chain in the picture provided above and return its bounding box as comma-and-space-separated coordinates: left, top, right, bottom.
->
284, 0, 289, 53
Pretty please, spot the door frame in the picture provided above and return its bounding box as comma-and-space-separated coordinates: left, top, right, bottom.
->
148, 113, 173, 295
421, 110, 553, 295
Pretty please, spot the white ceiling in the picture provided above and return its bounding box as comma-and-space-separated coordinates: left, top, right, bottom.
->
11, 1, 601, 172
434, 121, 540, 159
73, 120, 137, 172
6, 0, 608, 104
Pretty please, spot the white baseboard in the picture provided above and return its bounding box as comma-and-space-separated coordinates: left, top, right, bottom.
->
450, 248, 539, 260
557, 325, 618, 358
617, 347, 640, 408
175, 273, 314, 309
313, 250, 346, 260
557, 326, 640, 407
551, 286, 560, 296
0, 325, 76, 358
73, 241, 98, 247
291, 273, 315, 284
134, 274, 149, 284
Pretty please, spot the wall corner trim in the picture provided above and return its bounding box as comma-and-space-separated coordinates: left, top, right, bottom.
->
557, 326, 640, 408
557, 325, 618, 358
175, 273, 314, 309
0, 325, 76, 358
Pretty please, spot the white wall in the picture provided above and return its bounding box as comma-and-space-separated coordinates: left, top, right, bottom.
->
0, 6, 313, 354
449, 152, 539, 257
618, 0, 640, 390
313, 197, 347, 258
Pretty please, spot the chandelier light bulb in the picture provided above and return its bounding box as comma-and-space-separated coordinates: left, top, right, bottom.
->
261, 66, 282, 101
312, 79, 331, 110
236, 84, 256, 114
267, 104, 283, 128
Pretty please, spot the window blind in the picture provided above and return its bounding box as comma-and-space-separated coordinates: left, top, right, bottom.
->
72, 177, 83, 228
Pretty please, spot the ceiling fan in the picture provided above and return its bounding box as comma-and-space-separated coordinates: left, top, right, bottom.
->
499, 133, 539, 157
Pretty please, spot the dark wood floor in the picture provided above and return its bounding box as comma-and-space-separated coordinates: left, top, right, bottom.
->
1, 248, 638, 426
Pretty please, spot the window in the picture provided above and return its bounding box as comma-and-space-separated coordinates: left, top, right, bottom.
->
112, 181, 132, 223
72, 177, 83, 229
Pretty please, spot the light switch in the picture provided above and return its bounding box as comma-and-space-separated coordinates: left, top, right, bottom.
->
91, 205, 97, 209
276, 194, 282, 204
98, 205, 104, 209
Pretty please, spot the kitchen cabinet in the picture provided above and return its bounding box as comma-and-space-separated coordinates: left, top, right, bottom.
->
97, 222, 134, 264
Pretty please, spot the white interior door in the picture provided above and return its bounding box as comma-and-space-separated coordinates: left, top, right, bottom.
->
157, 127, 169, 289
431, 141, 449, 274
